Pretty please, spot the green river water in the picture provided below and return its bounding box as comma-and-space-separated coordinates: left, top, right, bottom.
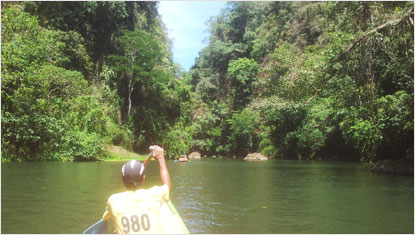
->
1, 158, 413, 234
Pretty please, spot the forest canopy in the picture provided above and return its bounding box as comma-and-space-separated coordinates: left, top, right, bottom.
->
1, 2, 413, 164
187, 1, 414, 162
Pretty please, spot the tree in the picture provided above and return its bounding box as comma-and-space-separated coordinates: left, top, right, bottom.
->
109, 30, 163, 117
1, 5, 122, 161
227, 109, 256, 156
227, 57, 259, 109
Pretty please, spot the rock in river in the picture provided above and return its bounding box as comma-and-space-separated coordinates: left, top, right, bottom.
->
188, 152, 201, 160
244, 153, 268, 161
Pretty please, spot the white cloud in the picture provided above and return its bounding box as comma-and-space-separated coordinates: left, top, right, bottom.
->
158, 1, 226, 71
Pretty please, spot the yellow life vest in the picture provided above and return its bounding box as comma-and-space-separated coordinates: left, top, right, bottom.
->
103, 185, 169, 234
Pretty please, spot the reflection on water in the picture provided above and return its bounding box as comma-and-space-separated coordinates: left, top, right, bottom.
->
2, 159, 413, 234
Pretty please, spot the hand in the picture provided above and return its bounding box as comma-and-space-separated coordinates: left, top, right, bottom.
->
150, 145, 170, 190
150, 145, 164, 160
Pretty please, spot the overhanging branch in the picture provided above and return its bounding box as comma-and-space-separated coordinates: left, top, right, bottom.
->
304, 8, 413, 105
334, 8, 414, 63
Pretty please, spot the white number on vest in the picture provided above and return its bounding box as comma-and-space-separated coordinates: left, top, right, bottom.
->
121, 214, 150, 233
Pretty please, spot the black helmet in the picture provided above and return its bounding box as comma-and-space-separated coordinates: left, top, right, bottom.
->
122, 160, 145, 188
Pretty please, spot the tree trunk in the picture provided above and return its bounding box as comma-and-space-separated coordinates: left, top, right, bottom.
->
127, 55, 135, 117
128, 76, 133, 116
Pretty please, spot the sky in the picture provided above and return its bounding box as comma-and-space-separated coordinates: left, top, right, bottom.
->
158, 1, 227, 72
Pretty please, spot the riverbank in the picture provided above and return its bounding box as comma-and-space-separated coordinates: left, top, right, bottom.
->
0, 145, 148, 162
103, 145, 149, 161
370, 158, 414, 175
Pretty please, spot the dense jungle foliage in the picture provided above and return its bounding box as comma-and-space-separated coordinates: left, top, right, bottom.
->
1, 2, 191, 161
1, 2, 414, 164
187, 1, 414, 162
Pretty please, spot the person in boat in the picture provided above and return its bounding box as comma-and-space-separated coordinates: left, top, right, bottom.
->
102, 145, 171, 234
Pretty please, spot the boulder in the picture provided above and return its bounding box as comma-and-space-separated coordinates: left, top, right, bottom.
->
188, 152, 201, 160
244, 153, 268, 161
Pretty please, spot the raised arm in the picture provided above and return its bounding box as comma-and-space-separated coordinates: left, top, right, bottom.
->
151, 145, 172, 190
142, 152, 153, 167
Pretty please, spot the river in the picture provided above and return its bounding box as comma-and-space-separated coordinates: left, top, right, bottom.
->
1, 159, 413, 234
